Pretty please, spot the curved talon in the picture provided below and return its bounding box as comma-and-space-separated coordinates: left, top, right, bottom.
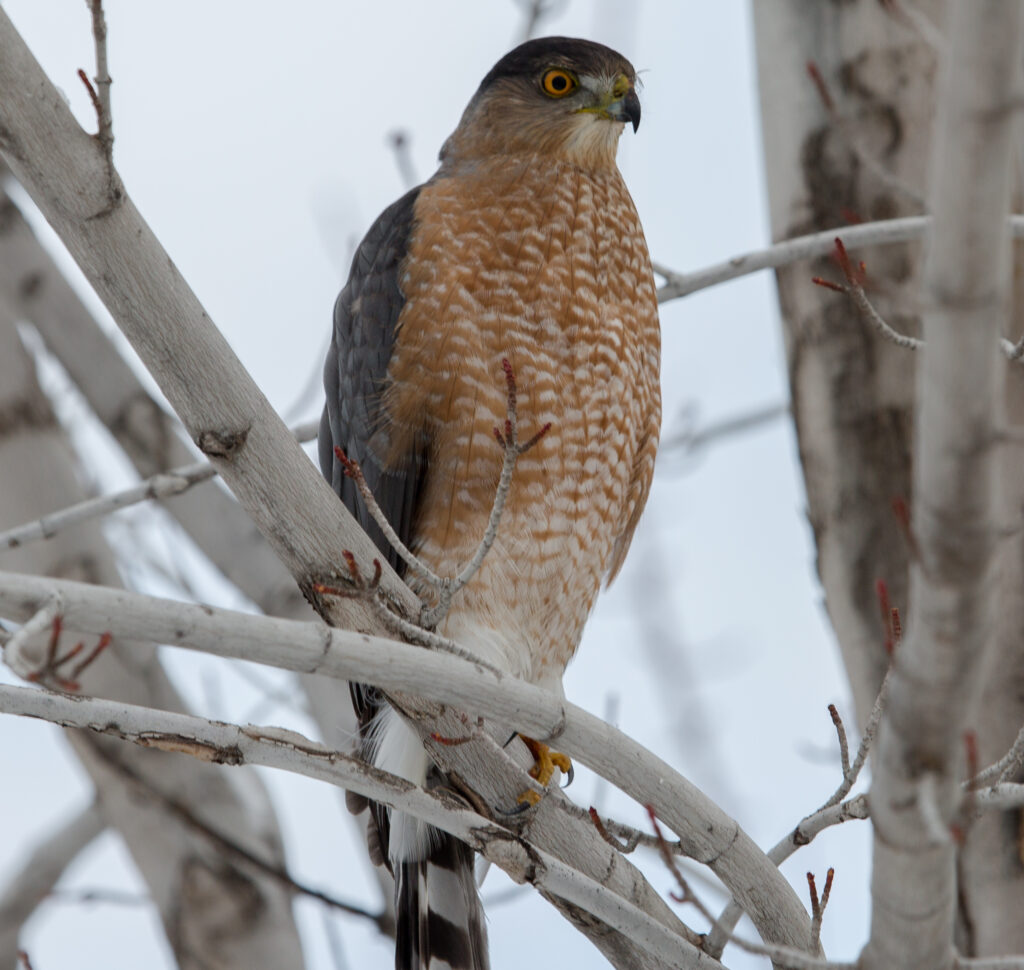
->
560, 761, 575, 789
498, 798, 536, 817
516, 735, 573, 805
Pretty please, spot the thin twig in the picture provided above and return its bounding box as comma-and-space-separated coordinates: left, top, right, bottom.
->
654, 214, 1024, 303
312, 579, 503, 677
815, 237, 1024, 363
3, 594, 63, 680
828, 704, 850, 779
0, 464, 210, 550
706, 673, 892, 960
333, 449, 443, 589
827, 671, 890, 808
588, 807, 642, 853
0, 419, 318, 552
647, 808, 847, 970
86, 1, 112, 148
970, 722, 1024, 788
422, 359, 549, 628
807, 868, 835, 952
83, 0, 117, 207
336, 360, 548, 631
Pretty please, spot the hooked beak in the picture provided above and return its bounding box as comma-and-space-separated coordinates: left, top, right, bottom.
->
610, 87, 642, 133
576, 74, 642, 133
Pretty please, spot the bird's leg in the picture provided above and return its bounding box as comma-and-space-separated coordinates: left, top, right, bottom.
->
516, 735, 573, 807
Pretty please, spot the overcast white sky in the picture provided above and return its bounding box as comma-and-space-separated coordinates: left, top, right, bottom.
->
0, 3, 869, 968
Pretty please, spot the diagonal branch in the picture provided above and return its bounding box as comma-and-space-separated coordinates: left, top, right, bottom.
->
0, 802, 104, 965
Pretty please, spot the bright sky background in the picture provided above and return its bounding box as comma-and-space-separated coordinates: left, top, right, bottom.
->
0, 2, 870, 968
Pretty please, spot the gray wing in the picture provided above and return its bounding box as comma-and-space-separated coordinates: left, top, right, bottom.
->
318, 185, 427, 873
319, 184, 426, 575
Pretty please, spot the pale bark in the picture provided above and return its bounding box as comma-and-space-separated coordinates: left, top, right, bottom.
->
0, 300, 304, 967
756, 0, 1024, 965
753, 0, 939, 728
864, 4, 1021, 968
0, 8, 815, 963
0, 171, 307, 620
0, 565, 793, 969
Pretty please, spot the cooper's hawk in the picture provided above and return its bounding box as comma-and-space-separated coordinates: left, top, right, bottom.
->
319, 36, 660, 970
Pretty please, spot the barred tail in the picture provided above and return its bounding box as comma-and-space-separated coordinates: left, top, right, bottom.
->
395, 835, 489, 970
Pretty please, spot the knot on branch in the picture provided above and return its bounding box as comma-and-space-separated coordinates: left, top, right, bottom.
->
196, 426, 250, 459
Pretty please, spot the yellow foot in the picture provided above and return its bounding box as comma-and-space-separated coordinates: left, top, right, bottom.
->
517, 736, 573, 806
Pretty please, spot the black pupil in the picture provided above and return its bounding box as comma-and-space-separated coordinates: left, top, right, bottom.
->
550, 73, 568, 91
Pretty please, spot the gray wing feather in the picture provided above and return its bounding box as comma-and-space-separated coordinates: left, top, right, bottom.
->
319, 186, 428, 867
319, 184, 426, 575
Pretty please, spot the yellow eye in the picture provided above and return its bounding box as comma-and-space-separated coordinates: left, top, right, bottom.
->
541, 68, 577, 98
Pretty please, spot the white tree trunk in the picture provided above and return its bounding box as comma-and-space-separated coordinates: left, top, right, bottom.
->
753, 0, 939, 726
865, 5, 1021, 967
755, 0, 1024, 963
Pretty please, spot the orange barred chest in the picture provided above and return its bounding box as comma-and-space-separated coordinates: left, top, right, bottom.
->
383, 158, 660, 681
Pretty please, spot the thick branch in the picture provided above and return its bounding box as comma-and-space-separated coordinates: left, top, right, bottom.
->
0, 565, 802, 959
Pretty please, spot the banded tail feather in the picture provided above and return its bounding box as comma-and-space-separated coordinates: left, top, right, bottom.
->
396, 837, 490, 970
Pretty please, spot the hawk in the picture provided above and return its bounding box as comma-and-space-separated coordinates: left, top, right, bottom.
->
319, 36, 660, 970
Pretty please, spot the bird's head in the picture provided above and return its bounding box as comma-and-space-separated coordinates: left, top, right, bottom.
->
441, 37, 642, 172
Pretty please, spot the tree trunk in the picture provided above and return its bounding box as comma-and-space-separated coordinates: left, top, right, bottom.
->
754, 0, 1024, 960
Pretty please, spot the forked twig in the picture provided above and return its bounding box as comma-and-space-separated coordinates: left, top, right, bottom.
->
807, 868, 835, 952
421, 358, 550, 628
336, 359, 549, 631
814, 237, 1024, 363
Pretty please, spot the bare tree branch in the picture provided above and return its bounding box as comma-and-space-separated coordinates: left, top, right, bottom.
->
0, 419, 317, 553
653, 214, 1024, 303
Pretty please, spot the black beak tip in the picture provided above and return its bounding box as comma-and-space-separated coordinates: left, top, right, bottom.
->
625, 89, 641, 133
